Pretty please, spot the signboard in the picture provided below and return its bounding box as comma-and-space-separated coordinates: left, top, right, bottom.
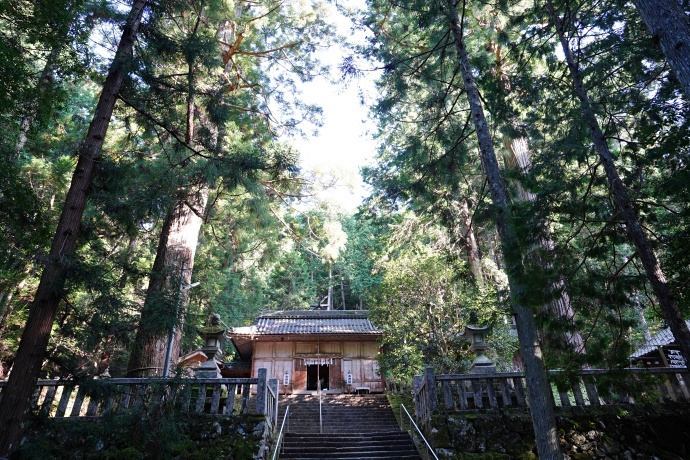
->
665, 349, 687, 368
303, 357, 333, 366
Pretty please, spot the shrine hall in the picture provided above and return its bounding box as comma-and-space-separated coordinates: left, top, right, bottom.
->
227, 310, 384, 394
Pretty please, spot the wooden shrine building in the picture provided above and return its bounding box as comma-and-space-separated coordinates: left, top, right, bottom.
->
227, 310, 384, 394
630, 319, 690, 368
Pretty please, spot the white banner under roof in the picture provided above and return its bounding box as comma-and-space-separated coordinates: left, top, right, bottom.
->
303, 357, 333, 366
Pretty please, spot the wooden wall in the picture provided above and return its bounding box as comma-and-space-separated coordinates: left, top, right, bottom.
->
250, 339, 383, 394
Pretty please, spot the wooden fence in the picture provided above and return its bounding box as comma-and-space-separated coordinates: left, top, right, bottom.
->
0, 368, 279, 428
413, 367, 690, 424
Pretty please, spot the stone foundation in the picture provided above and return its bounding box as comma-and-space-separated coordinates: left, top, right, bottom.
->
429, 405, 690, 459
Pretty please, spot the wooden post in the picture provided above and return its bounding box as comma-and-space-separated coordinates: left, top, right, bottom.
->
425, 367, 438, 412
256, 368, 267, 415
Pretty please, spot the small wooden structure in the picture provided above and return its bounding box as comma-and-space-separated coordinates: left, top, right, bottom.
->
228, 310, 384, 394
630, 320, 690, 368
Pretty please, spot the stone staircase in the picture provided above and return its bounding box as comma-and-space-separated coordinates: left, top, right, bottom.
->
276, 394, 421, 459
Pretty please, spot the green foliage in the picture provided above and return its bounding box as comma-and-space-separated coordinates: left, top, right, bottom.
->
370, 234, 511, 378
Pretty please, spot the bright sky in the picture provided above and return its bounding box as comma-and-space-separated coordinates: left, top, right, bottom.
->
289, 0, 381, 211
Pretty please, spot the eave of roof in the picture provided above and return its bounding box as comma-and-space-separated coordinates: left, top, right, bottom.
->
630, 319, 690, 359
228, 310, 382, 336
227, 310, 383, 361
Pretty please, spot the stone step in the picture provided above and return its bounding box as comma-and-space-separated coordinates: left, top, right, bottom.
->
279, 452, 422, 460
274, 395, 421, 459
280, 450, 421, 458
282, 443, 417, 452
286, 428, 402, 434
284, 434, 415, 446
280, 433, 421, 459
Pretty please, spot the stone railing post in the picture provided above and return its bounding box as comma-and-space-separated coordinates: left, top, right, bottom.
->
256, 368, 267, 415
269, 378, 279, 427
413, 374, 423, 420
425, 367, 438, 412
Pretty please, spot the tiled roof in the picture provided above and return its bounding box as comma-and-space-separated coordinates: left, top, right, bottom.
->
232, 310, 381, 336
630, 319, 690, 359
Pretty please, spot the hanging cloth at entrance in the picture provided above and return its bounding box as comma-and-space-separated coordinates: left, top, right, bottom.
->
303, 357, 333, 366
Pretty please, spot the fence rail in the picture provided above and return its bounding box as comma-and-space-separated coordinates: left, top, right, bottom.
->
414, 367, 690, 423
0, 375, 273, 419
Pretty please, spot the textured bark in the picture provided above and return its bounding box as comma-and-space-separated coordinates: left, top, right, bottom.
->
118, 236, 138, 289
458, 199, 484, 288
632, 0, 690, 101
447, 2, 562, 458
503, 136, 536, 202
127, 8, 211, 378
547, 0, 690, 367
339, 267, 347, 309
0, 1, 147, 455
327, 265, 334, 310
126, 191, 208, 377
503, 136, 586, 355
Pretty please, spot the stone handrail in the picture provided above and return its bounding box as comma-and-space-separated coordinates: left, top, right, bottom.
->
414, 367, 690, 419
265, 377, 279, 431
413, 371, 431, 425
0, 376, 265, 419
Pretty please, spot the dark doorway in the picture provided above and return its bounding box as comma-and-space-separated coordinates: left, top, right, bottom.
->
306, 364, 329, 390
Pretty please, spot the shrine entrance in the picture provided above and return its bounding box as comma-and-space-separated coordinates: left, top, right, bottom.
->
306, 364, 329, 390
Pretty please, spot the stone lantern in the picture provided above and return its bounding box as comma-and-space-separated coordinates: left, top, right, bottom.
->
195, 314, 225, 379
460, 325, 496, 374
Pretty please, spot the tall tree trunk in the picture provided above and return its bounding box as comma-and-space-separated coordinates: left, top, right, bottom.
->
486, 229, 497, 265
546, 0, 690, 368
126, 15, 209, 376
339, 266, 346, 309
446, 1, 562, 458
503, 136, 586, 355
327, 265, 333, 310
126, 191, 208, 377
458, 198, 484, 288
631, 0, 690, 101
16, 45, 61, 153
118, 236, 138, 289
0, 1, 147, 454
636, 296, 653, 343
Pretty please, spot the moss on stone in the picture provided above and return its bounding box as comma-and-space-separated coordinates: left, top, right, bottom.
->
12, 413, 264, 460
